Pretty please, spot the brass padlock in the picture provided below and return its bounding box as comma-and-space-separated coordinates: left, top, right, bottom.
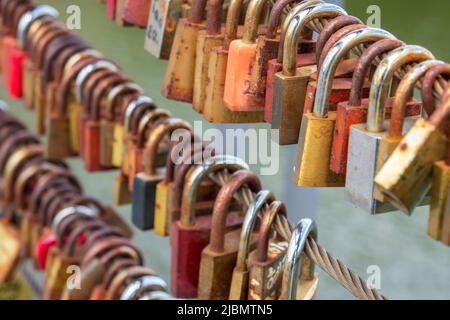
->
132, 118, 192, 230
294, 27, 394, 188
192, 0, 225, 113
229, 190, 275, 300
346, 45, 434, 214
375, 60, 444, 202
202, 0, 264, 123
280, 218, 319, 300
247, 201, 288, 300
272, 4, 347, 145
162, 0, 207, 102
198, 169, 262, 300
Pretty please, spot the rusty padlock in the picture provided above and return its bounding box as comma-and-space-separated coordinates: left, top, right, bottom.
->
293, 27, 394, 188
198, 169, 262, 300
202, 0, 264, 123
162, 0, 207, 102
346, 45, 434, 214
171, 154, 248, 298
132, 118, 192, 230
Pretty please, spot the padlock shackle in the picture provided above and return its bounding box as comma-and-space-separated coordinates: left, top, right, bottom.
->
422, 64, 450, 117
367, 45, 435, 132
99, 245, 143, 268
123, 96, 154, 133
206, 0, 223, 34
55, 210, 97, 249
235, 190, 275, 270
14, 161, 50, 210
130, 104, 159, 137
144, 118, 192, 176
120, 275, 168, 300
181, 155, 249, 226
209, 170, 262, 253
45, 192, 81, 227
242, 0, 269, 43
255, 201, 287, 263
282, 4, 347, 76
188, 0, 208, 23
17, 5, 59, 49
105, 82, 143, 121
29, 20, 65, 63
51, 205, 96, 234
101, 258, 140, 291
64, 220, 107, 257
267, 0, 318, 40
430, 87, 450, 129
280, 218, 317, 300
276, 1, 321, 63
313, 28, 395, 118
315, 15, 362, 64
0, 131, 40, 175
223, 0, 243, 49
66, 196, 107, 218
63, 48, 102, 77
136, 109, 172, 148
348, 39, 404, 107
105, 266, 156, 300
11, 2, 34, 35
317, 24, 367, 72
35, 27, 70, 70
82, 226, 127, 252
389, 60, 444, 139
38, 185, 80, 227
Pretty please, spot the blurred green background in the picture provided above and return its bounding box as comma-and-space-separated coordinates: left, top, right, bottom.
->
2, 0, 448, 299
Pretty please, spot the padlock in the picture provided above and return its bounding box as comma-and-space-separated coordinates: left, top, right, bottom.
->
272, 5, 349, 145
107, 0, 117, 19
120, 95, 154, 177
144, 0, 184, 60
202, 0, 264, 123
83, 71, 128, 171
247, 201, 288, 300
132, 118, 192, 230
46, 55, 106, 160
105, 82, 143, 168
154, 134, 217, 236
250, 0, 319, 107
162, 0, 207, 102
0, 212, 21, 283
198, 170, 262, 300
346, 45, 434, 214
223, 0, 275, 112
294, 27, 395, 188
75, 61, 120, 157
331, 39, 405, 175
114, 0, 128, 26
127, 107, 169, 191
280, 218, 319, 300
171, 154, 248, 298
192, 0, 225, 113
229, 190, 275, 300
121, 0, 151, 28
120, 275, 168, 300
375, 60, 444, 201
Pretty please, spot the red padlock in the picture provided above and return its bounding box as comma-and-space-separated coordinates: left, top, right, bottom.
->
107, 0, 117, 19
121, 0, 151, 28
170, 155, 248, 298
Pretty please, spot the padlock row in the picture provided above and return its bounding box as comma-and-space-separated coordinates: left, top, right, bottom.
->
0, 107, 172, 300
146, 1, 450, 230
0, 2, 391, 300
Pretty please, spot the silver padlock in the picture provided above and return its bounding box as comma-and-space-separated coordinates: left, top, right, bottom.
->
345, 45, 435, 214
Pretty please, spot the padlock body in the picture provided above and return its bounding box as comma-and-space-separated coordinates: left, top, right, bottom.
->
375, 119, 447, 215
171, 212, 243, 298
264, 53, 316, 123
224, 40, 263, 112
440, 186, 450, 245
107, 0, 117, 19
113, 174, 133, 205
293, 112, 345, 187
128, 146, 144, 191
162, 18, 205, 102
68, 97, 85, 154
112, 124, 124, 167
428, 161, 450, 240
197, 229, 242, 300
154, 180, 171, 236
46, 116, 71, 160
83, 120, 102, 172
193, 32, 224, 113
100, 120, 115, 167
272, 66, 316, 145
229, 267, 249, 300
22, 58, 35, 109
203, 47, 264, 123
122, 0, 151, 27
250, 37, 279, 100
8, 42, 25, 99
131, 173, 162, 230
